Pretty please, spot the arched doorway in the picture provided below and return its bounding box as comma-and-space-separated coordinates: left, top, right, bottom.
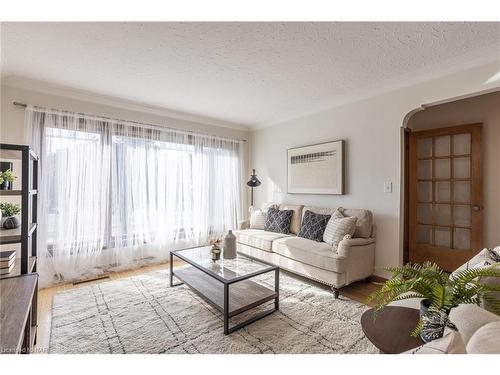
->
402, 90, 500, 271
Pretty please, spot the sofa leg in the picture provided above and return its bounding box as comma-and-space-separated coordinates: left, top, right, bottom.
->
331, 287, 340, 299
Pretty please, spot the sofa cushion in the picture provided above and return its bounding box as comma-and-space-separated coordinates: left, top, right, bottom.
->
272, 237, 347, 273
342, 208, 373, 238
298, 210, 331, 242
466, 321, 500, 354
265, 207, 294, 234
234, 229, 291, 252
448, 304, 500, 345
278, 204, 304, 235
302, 206, 337, 218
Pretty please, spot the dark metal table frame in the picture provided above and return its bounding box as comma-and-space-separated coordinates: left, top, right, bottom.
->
170, 248, 279, 335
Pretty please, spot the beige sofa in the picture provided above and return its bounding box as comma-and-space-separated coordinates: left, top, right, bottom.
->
235, 203, 376, 298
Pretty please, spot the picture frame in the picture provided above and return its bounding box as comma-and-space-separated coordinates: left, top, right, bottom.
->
287, 140, 344, 195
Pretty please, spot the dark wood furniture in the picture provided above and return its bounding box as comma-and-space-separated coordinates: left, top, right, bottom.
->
361, 306, 424, 354
0, 274, 38, 354
0, 144, 39, 278
0, 145, 39, 354
170, 246, 279, 335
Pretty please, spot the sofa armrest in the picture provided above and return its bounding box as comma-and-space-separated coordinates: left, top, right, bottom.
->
337, 236, 376, 284
336, 237, 376, 256
238, 219, 250, 230
449, 304, 500, 345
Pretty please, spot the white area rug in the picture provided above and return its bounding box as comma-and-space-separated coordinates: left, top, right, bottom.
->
50, 268, 377, 353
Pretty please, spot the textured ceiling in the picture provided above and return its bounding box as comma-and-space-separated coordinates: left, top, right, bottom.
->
2, 22, 500, 128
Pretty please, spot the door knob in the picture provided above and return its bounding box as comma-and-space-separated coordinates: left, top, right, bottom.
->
473, 205, 481, 212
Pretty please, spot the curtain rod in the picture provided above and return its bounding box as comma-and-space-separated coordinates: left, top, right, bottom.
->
13, 101, 247, 143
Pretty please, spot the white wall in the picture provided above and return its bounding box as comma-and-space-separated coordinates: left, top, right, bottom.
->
408, 90, 500, 249
251, 61, 500, 278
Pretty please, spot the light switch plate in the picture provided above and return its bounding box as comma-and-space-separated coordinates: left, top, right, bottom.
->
384, 181, 392, 193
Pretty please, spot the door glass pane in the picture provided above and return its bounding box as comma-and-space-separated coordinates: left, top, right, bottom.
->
418, 160, 432, 179
454, 205, 471, 227
417, 225, 432, 244
454, 133, 471, 155
435, 227, 451, 247
435, 158, 450, 179
418, 181, 432, 202
454, 181, 471, 203
454, 157, 470, 179
435, 181, 450, 202
435, 136, 450, 157
454, 228, 470, 250
417, 204, 432, 224
417, 137, 432, 158
435, 204, 451, 225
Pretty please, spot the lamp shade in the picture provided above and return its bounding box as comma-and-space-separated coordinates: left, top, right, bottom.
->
246, 169, 261, 187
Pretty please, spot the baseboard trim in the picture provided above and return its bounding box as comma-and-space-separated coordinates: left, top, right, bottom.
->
371, 275, 388, 284
73, 275, 110, 285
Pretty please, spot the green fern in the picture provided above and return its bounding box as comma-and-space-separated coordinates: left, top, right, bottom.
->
367, 261, 500, 335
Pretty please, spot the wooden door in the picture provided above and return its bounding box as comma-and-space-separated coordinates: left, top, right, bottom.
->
409, 124, 483, 272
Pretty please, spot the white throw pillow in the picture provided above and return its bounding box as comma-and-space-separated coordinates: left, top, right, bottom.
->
249, 207, 268, 230
323, 209, 357, 249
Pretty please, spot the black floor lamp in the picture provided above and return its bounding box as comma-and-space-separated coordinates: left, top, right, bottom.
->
246, 169, 261, 207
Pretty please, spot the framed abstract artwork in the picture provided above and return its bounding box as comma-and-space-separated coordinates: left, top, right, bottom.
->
287, 140, 345, 194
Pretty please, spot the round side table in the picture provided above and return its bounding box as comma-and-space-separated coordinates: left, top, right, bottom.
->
361, 306, 424, 354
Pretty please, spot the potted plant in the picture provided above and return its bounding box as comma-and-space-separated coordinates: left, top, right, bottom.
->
209, 237, 222, 261
0, 202, 21, 229
0, 169, 17, 190
367, 261, 500, 342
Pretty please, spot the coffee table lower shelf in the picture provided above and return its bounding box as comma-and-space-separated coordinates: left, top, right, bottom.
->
172, 266, 279, 334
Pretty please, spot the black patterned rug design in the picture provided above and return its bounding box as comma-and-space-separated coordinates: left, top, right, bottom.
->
49, 269, 377, 354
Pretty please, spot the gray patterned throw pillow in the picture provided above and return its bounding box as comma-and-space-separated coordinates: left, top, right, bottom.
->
265, 208, 293, 234
487, 247, 500, 262
298, 210, 331, 242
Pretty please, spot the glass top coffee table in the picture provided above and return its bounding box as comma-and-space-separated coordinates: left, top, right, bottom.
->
169, 245, 279, 335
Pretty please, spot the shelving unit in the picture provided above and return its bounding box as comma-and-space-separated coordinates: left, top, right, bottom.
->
0, 143, 39, 278
0, 144, 39, 353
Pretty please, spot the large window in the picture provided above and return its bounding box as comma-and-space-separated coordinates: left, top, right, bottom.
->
42, 118, 242, 252
28, 107, 241, 285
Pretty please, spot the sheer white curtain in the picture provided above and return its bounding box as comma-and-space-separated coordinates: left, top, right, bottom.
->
26, 106, 242, 287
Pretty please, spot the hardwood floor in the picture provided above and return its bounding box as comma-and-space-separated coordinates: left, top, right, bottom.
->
35, 262, 382, 353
